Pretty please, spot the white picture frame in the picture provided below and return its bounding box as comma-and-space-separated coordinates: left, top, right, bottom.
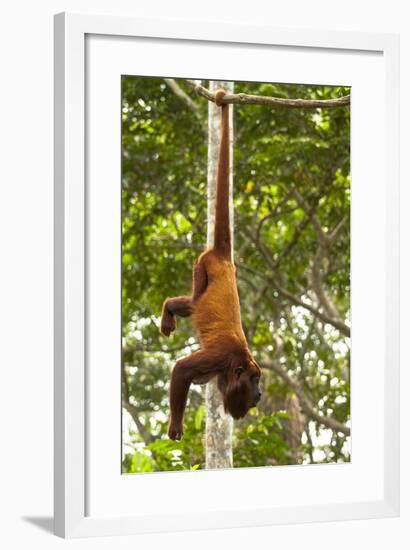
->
54, 12, 400, 538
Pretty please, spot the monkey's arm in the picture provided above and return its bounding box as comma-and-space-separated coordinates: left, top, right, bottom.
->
168, 350, 218, 439
160, 261, 207, 337
160, 296, 191, 336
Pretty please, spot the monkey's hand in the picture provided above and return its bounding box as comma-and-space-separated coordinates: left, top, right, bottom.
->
168, 420, 184, 441
160, 312, 176, 337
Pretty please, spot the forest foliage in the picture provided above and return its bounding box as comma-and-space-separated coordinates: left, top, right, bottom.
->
121, 77, 351, 473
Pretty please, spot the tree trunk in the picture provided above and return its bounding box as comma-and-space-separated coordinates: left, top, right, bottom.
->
205, 80, 234, 469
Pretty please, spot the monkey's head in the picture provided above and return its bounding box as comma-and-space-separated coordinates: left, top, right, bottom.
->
218, 354, 262, 419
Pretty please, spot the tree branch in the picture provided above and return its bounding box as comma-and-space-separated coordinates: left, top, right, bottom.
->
272, 279, 350, 337
266, 319, 350, 438
290, 186, 327, 241
240, 188, 350, 337
185, 79, 350, 109
328, 216, 347, 243
123, 402, 156, 445
311, 242, 344, 322
262, 357, 350, 436
255, 191, 293, 246
285, 186, 349, 331
122, 363, 156, 445
164, 78, 207, 134
164, 78, 200, 113
238, 263, 351, 337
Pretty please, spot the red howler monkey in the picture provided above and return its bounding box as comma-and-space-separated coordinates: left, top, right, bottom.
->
160, 89, 262, 440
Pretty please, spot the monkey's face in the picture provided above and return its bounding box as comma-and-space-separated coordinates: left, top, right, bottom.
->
218, 358, 262, 419
249, 372, 262, 407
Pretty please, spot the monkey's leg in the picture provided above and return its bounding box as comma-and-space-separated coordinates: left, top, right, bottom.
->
160, 296, 192, 337
168, 350, 218, 440
192, 260, 208, 302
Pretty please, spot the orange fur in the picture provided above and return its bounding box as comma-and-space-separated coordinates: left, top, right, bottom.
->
191, 251, 246, 349
160, 89, 261, 440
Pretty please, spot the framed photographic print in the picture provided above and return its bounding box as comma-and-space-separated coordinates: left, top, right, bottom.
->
54, 12, 399, 538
